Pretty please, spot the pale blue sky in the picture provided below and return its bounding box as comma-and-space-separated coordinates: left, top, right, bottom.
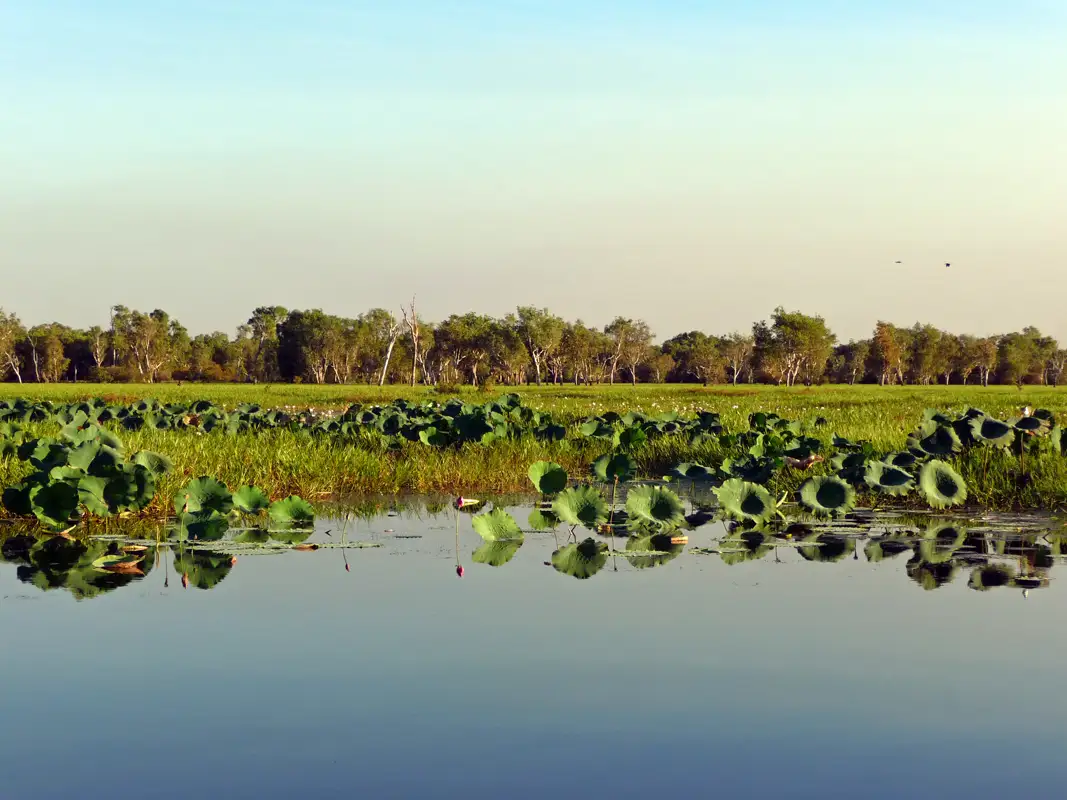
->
2, 1, 1065, 341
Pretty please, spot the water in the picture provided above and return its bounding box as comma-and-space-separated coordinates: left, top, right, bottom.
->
3, 501, 1067, 799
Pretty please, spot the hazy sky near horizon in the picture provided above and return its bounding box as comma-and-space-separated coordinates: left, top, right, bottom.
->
2, 1, 1066, 342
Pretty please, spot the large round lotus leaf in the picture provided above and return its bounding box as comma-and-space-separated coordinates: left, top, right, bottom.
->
49, 465, 87, 486
132, 450, 173, 478
624, 532, 683, 569
614, 427, 648, 450
907, 422, 961, 457
178, 510, 230, 541
528, 461, 568, 495
919, 523, 967, 564
29, 482, 79, 530
552, 486, 609, 529
798, 534, 853, 563
268, 495, 315, 527
233, 528, 270, 544
1011, 415, 1051, 436
720, 456, 777, 485
551, 538, 608, 579
907, 557, 957, 591
624, 485, 685, 529
797, 476, 856, 518
102, 467, 148, 514
715, 478, 775, 523
472, 539, 523, 567
918, 460, 968, 509
669, 462, 715, 482
471, 508, 524, 542
591, 453, 637, 483
863, 461, 915, 496
173, 551, 233, 590
173, 476, 233, 516
20, 438, 68, 471
968, 565, 1014, 591
2, 483, 32, 516
232, 485, 270, 514
1033, 408, 1056, 427
968, 416, 1015, 448
534, 422, 566, 442
528, 507, 560, 531
831, 452, 868, 483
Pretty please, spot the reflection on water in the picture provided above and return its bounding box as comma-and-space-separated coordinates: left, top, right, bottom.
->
3, 497, 1064, 601
6, 496, 1067, 799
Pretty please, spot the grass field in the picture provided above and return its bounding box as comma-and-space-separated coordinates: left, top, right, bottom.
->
2, 383, 1066, 510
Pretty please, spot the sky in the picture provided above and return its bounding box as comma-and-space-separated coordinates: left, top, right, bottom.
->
2, 0, 1066, 343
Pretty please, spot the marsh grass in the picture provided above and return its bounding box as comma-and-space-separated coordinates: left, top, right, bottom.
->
3, 383, 1067, 510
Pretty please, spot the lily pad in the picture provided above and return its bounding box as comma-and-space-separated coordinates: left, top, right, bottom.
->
268, 495, 316, 527
551, 538, 608, 579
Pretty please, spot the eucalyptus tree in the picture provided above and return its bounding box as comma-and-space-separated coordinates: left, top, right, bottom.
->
753, 308, 835, 386
244, 306, 287, 382
433, 313, 496, 385
604, 317, 652, 385
908, 324, 957, 385
997, 328, 1053, 387
557, 321, 599, 384
515, 307, 564, 385
486, 316, 528, 384
832, 340, 870, 385
113, 309, 188, 382
0, 309, 25, 383
661, 331, 723, 385
277, 309, 334, 384
869, 321, 911, 385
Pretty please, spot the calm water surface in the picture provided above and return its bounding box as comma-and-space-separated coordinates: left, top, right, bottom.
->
2, 502, 1066, 799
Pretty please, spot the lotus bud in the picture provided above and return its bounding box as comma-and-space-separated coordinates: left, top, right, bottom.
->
181, 573, 189, 589
345, 563, 350, 572
456, 565, 464, 578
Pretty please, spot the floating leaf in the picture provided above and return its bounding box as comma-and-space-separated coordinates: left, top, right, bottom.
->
527, 461, 568, 495
918, 460, 968, 509
551, 538, 608, 579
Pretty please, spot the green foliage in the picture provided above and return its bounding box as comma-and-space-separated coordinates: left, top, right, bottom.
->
918, 460, 968, 509
624, 485, 685, 529
552, 486, 609, 529
715, 479, 776, 523
471, 508, 523, 542
797, 476, 856, 518
527, 461, 568, 495
551, 538, 608, 579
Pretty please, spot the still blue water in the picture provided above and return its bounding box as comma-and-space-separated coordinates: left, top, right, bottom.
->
2, 506, 1064, 799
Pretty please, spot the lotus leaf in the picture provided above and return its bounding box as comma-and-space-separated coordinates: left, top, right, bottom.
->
178, 510, 230, 541
625, 532, 684, 569
907, 421, 961, 457
132, 450, 173, 478
918, 460, 967, 509
29, 481, 79, 530
552, 486, 609, 529
798, 534, 853, 562
863, 461, 915, 496
624, 485, 685, 529
591, 453, 637, 483
614, 427, 648, 450
173, 551, 234, 590
715, 478, 776, 523
268, 495, 316, 527
232, 485, 270, 514
528, 507, 560, 531
797, 476, 856, 518
968, 416, 1015, 448
968, 565, 1014, 591
528, 461, 568, 495
471, 508, 524, 542
174, 476, 233, 516
669, 462, 716, 482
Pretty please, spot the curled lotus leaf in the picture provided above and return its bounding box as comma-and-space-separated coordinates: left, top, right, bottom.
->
552, 486, 609, 529
918, 460, 968, 509
967, 416, 1015, 448
669, 462, 716, 482
907, 421, 961, 458
1010, 416, 1050, 436
798, 533, 853, 563
884, 451, 920, 470
715, 478, 776, 523
528, 507, 560, 531
907, 558, 957, 591
551, 538, 608, 579
131, 450, 174, 478
797, 476, 856, 518
624, 485, 685, 530
863, 461, 915, 496
471, 508, 524, 542
527, 461, 568, 495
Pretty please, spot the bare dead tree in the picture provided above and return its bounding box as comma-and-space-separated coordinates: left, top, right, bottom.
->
401, 297, 421, 387
379, 321, 403, 386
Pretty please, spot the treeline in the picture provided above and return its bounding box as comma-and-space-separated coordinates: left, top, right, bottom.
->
0, 304, 1064, 387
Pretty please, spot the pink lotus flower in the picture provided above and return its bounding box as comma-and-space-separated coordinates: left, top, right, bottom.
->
456, 565, 465, 578
454, 497, 481, 509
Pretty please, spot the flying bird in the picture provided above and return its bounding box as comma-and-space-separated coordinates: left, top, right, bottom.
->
945, 262, 951, 268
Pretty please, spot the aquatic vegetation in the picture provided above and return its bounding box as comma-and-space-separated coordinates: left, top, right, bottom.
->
527, 461, 568, 495
715, 479, 776, 524
918, 460, 968, 509
552, 486, 609, 529
797, 476, 856, 518
551, 538, 608, 579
